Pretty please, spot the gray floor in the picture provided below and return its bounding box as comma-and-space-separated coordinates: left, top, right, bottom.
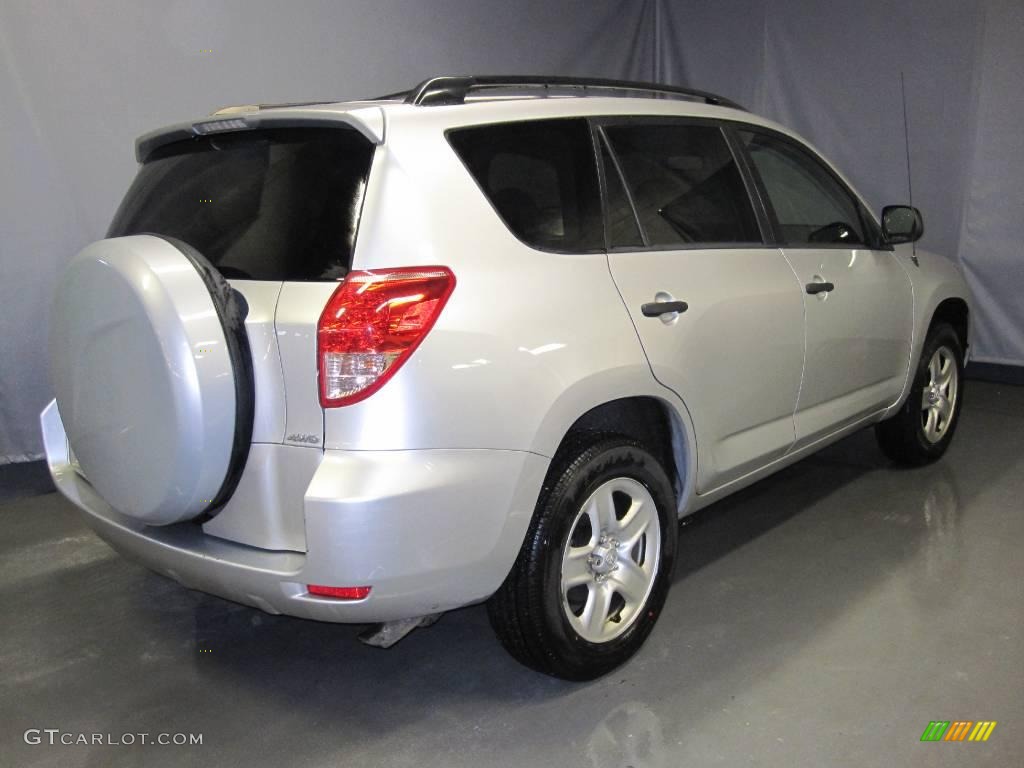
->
2, 382, 1022, 768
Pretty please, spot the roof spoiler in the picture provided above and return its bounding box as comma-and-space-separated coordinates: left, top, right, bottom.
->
134, 105, 385, 162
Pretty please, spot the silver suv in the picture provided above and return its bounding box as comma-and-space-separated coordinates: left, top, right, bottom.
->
42, 76, 972, 679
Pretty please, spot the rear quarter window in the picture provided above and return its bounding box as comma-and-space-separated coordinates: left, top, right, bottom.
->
447, 118, 603, 253
108, 127, 374, 281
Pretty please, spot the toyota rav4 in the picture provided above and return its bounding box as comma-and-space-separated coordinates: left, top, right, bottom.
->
41, 75, 972, 680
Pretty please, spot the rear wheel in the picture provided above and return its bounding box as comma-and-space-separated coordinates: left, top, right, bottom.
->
488, 435, 677, 680
876, 322, 964, 465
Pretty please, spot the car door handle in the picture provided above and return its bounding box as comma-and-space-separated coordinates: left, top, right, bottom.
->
641, 300, 689, 317
805, 281, 835, 295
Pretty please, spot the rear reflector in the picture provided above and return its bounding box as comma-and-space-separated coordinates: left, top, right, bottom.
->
307, 585, 372, 600
317, 266, 455, 407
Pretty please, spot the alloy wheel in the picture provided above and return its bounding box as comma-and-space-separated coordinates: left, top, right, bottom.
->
922, 346, 959, 444
560, 477, 662, 643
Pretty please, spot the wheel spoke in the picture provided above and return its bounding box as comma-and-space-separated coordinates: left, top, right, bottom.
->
938, 355, 954, 388
582, 500, 600, 546
928, 353, 940, 385
937, 395, 952, 420
921, 389, 932, 411
616, 500, 651, 549
585, 486, 616, 535
583, 582, 613, 635
924, 407, 938, 440
611, 557, 649, 605
562, 548, 593, 591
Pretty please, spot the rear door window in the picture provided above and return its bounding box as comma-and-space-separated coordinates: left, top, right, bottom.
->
603, 122, 762, 247
108, 127, 374, 280
447, 118, 603, 252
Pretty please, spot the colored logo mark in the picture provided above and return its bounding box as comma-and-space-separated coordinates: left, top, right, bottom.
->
921, 721, 997, 742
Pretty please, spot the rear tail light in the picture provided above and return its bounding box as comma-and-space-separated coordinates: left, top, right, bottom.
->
317, 266, 455, 407
307, 585, 371, 600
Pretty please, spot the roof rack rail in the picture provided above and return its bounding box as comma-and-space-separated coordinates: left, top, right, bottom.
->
397, 75, 745, 110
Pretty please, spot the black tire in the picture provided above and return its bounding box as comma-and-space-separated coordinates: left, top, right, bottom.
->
487, 435, 678, 680
876, 322, 965, 466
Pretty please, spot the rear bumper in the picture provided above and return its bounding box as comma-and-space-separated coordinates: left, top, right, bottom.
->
41, 400, 546, 623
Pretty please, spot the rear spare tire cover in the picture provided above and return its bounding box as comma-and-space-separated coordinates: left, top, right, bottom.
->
49, 235, 254, 525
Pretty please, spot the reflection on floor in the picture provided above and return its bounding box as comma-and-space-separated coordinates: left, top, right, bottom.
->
1, 382, 1022, 767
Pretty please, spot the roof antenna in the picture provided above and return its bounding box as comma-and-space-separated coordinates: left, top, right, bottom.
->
900, 71, 919, 266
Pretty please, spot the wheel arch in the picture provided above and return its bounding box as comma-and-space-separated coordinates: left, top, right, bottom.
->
931, 297, 970, 352
545, 395, 696, 517
888, 249, 973, 419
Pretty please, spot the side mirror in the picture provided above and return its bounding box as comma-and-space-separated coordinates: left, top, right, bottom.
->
882, 205, 923, 244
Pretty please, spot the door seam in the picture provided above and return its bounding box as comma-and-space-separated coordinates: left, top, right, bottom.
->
778, 246, 806, 455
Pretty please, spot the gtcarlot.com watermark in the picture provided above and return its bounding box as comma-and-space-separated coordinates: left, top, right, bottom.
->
24, 729, 202, 746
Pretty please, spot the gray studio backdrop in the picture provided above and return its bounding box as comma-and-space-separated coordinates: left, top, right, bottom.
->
1, 0, 1021, 464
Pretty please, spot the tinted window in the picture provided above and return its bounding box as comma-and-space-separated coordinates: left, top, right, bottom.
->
739, 130, 865, 246
604, 122, 761, 247
109, 128, 373, 280
448, 119, 603, 252
600, 138, 643, 248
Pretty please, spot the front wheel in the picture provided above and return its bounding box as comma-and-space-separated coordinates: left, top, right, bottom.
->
488, 436, 678, 680
876, 322, 965, 465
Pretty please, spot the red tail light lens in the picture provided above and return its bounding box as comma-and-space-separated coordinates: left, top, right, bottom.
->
307, 585, 371, 600
317, 266, 455, 407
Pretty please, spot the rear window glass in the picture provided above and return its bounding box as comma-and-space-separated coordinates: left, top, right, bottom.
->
108, 127, 373, 281
447, 118, 603, 252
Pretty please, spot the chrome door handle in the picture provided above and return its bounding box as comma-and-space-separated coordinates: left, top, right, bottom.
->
641, 300, 689, 317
